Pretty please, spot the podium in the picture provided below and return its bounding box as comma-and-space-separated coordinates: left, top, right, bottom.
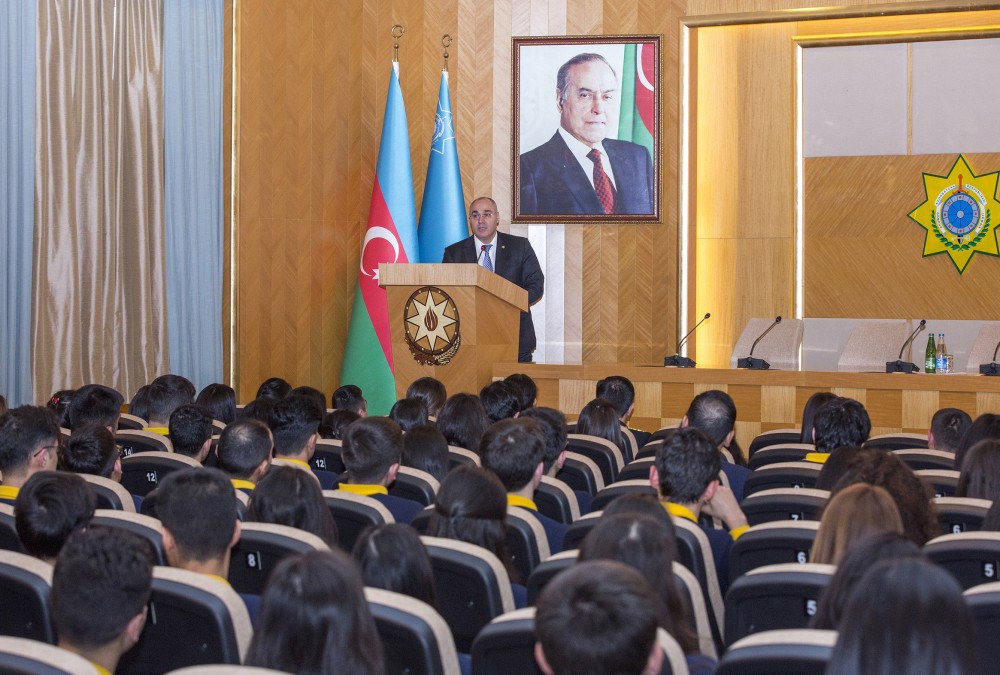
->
379, 263, 528, 400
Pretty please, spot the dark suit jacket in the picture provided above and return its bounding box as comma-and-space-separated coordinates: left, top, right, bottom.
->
519, 132, 654, 215
442, 231, 544, 358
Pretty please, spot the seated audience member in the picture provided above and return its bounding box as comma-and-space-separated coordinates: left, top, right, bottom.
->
681, 390, 750, 499
59, 424, 121, 481
247, 466, 338, 548
67, 384, 123, 432
807, 396, 871, 463
810, 532, 923, 630
339, 417, 422, 524
596, 375, 651, 448
128, 385, 151, 423
215, 418, 273, 493
809, 483, 903, 565
319, 408, 360, 440
649, 427, 749, 592
504, 373, 538, 412
0, 395, 6, 416
436, 393, 490, 452
826, 558, 975, 675
480, 417, 567, 554
15, 472, 96, 563
289, 386, 327, 417
401, 423, 449, 483
256, 376, 292, 401
957, 439, 1000, 501
928, 407, 972, 453
239, 396, 276, 425
520, 405, 592, 514
333, 384, 367, 417
152, 374, 196, 400
46, 389, 75, 429
269, 394, 323, 476
405, 376, 447, 419
143, 381, 192, 435
195, 383, 238, 425
168, 404, 214, 462
0, 406, 60, 502
799, 391, 838, 445
51, 527, 154, 674
353, 523, 437, 608
576, 398, 629, 460
480, 380, 521, 424
245, 549, 383, 674
602, 492, 674, 524
580, 515, 710, 674
535, 561, 664, 675
956, 413, 1000, 470
389, 397, 429, 432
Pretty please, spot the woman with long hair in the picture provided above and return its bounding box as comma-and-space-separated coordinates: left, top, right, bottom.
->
809, 483, 904, 565
246, 466, 338, 548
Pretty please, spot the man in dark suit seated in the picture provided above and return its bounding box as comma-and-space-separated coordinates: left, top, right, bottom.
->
519, 53, 654, 216
0, 406, 60, 504
339, 417, 423, 525
481, 417, 567, 554
681, 390, 751, 501
443, 197, 544, 363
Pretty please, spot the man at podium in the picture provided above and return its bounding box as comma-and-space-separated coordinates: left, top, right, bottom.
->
443, 197, 544, 363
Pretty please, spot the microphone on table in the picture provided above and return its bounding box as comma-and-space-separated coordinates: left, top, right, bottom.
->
885, 319, 925, 373
737, 316, 781, 370
664, 313, 710, 367
979, 340, 1000, 376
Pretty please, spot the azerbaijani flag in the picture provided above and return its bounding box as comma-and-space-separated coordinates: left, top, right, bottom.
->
617, 42, 655, 157
418, 70, 467, 264
340, 63, 419, 416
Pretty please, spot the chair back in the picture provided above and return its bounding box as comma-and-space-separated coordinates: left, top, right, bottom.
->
917, 469, 960, 498
322, 491, 394, 552
747, 444, 814, 471
0, 550, 55, 643
925, 531, 1000, 590
672, 517, 725, 651
229, 522, 329, 595
589, 480, 657, 512
390, 467, 439, 506
310, 438, 345, 474
555, 453, 604, 495
562, 511, 601, 551
566, 434, 625, 484
0, 636, 99, 674
525, 550, 578, 605
867, 432, 929, 450
506, 507, 551, 583
935, 496, 992, 535
618, 457, 654, 482
748, 429, 802, 457
716, 629, 837, 675
118, 412, 147, 430
469, 608, 539, 675
893, 448, 955, 470
91, 509, 167, 565
535, 477, 579, 524
116, 430, 174, 455
447, 446, 481, 470
79, 473, 137, 512
742, 462, 821, 497
365, 587, 461, 675
120, 451, 202, 497
0, 503, 24, 553
965, 581, 1000, 675
727, 520, 819, 586
740, 488, 829, 526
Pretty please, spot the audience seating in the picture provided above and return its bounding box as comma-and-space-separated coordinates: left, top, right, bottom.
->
742, 463, 822, 497
561, 511, 600, 550
589, 480, 657, 512
116, 430, 174, 455
740, 488, 829, 526
420, 536, 515, 653
673, 561, 718, 660
916, 468, 960, 498
164, 667, 286, 674
635, 439, 662, 460
525, 550, 577, 605
964, 581, 1000, 675
390, 467, 439, 507
727, 520, 819, 586
618, 457, 654, 482
0, 550, 55, 643
310, 438, 345, 475
672, 517, 725, 651
935, 496, 992, 535
118, 412, 147, 430
120, 451, 202, 497
565, 434, 625, 485
322, 491, 394, 552
228, 522, 329, 596
723, 562, 835, 647
210, 419, 226, 436
555, 453, 604, 496
58, 427, 72, 443
506, 507, 552, 583
90, 509, 167, 565
116, 567, 252, 674
0, 636, 100, 674
925, 531, 1000, 590
866, 432, 929, 450
535, 476, 580, 524
648, 426, 677, 444
747, 444, 814, 471
79, 474, 137, 512
447, 445, 481, 470
716, 628, 837, 675
893, 448, 956, 471
365, 587, 461, 675
619, 426, 639, 462
409, 506, 433, 535
271, 458, 337, 490
0, 504, 24, 554
748, 429, 802, 457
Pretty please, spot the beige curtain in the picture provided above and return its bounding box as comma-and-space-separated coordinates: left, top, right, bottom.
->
33, 0, 167, 401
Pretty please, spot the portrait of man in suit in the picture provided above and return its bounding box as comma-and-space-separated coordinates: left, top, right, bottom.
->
518, 52, 655, 217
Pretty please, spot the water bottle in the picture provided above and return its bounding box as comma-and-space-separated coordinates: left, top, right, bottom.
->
925, 333, 936, 374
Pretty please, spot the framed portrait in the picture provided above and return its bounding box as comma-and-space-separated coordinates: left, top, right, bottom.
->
512, 35, 661, 224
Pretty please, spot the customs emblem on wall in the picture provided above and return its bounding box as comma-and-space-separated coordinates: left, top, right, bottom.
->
908, 154, 1000, 274
403, 286, 461, 366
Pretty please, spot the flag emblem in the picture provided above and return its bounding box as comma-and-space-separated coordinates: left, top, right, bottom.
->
403, 286, 461, 366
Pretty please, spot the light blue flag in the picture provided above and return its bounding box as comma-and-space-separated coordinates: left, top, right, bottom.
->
418, 71, 467, 263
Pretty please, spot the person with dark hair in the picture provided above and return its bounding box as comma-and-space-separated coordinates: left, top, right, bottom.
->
195, 383, 238, 425
520, 406, 591, 514
67, 384, 124, 432
810, 532, 924, 630
389, 397, 429, 432
239, 396, 277, 425
151, 374, 196, 399
809, 483, 903, 565
15, 471, 96, 562
339, 417, 422, 524
143, 381, 193, 434
245, 549, 383, 675
59, 424, 121, 480
247, 466, 338, 548
650, 427, 749, 592
255, 377, 291, 401
596, 375, 651, 448
319, 408, 360, 440
215, 418, 273, 490
268, 394, 323, 475
436, 393, 491, 452
402, 423, 450, 483
168, 404, 214, 462
332, 384, 367, 417
956, 413, 1000, 470
289, 386, 327, 417
47, 389, 75, 429
826, 557, 975, 675
504, 373, 538, 412
929, 407, 972, 453
480, 380, 521, 423
406, 376, 447, 419
128, 385, 151, 423
957, 439, 1000, 501
681, 390, 750, 498
808, 396, 871, 461
0, 395, 6, 417
534, 561, 663, 675
0, 405, 60, 502
480, 417, 567, 554
799, 391, 838, 445
601, 492, 675, 526
353, 523, 436, 608
51, 527, 154, 673
576, 397, 629, 461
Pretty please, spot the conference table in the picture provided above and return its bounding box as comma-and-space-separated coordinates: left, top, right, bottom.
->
492, 364, 1000, 451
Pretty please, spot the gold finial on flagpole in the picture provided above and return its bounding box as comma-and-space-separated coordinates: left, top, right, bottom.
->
442, 34, 453, 72
392, 24, 405, 62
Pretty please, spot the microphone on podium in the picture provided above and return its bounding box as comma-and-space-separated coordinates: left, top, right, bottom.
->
664, 313, 710, 367
979, 340, 1000, 376
737, 316, 781, 370
885, 319, 926, 373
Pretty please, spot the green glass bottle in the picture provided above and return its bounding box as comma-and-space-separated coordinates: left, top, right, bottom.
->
925, 333, 936, 373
